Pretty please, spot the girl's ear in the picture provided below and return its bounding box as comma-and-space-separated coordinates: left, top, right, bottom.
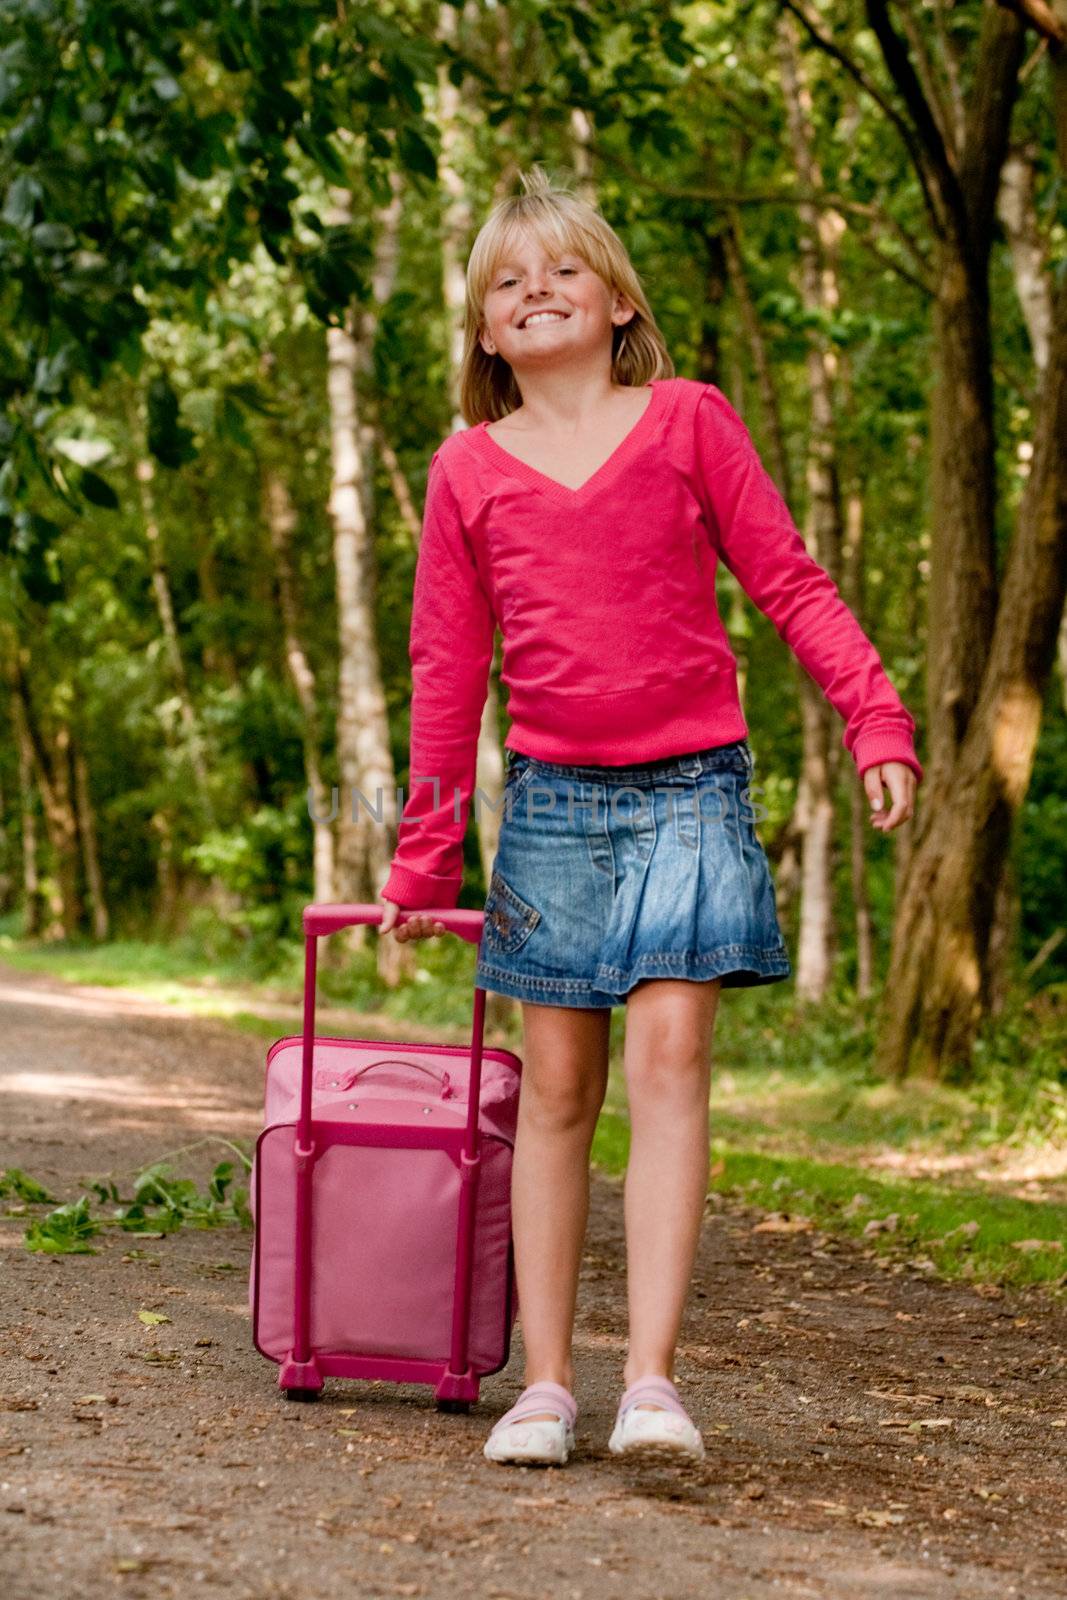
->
612, 291, 637, 326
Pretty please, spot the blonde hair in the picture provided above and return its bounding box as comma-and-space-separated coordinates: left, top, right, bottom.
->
458, 164, 675, 424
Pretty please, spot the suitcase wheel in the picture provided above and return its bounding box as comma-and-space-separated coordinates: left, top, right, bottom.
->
436, 1398, 471, 1414
283, 1387, 322, 1403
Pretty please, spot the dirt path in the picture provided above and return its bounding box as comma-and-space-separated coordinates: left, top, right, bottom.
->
0, 961, 1065, 1600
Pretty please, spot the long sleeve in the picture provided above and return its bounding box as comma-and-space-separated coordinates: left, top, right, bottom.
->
380, 449, 497, 909
695, 384, 923, 783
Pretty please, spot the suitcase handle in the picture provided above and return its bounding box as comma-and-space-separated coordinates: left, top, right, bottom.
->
291, 903, 495, 1389
303, 903, 484, 945
315, 1059, 457, 1099
298, 905, 490, 1140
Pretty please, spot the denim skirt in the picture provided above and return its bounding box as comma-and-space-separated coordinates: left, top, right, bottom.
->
474, 738, 791, 1009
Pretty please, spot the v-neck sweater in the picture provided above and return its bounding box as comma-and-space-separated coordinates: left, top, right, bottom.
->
381, 376, 923, 910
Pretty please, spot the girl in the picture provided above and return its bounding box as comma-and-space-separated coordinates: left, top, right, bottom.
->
378, 166, 921, 1467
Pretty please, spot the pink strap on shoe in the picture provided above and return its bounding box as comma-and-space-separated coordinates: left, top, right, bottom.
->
617, 1376, 691, 1422
489, 1381, 577, 1434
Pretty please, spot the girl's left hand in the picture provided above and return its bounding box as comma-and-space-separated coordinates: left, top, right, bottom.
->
863, 761, 917, 832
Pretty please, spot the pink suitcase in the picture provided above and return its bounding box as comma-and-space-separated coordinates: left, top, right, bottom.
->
248, 902, 521, 1410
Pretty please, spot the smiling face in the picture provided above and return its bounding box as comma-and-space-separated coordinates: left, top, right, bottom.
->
477, 230, 637, 374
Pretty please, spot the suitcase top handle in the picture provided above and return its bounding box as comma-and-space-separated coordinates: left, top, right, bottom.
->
304, 903, 484, 946
314, 1058, 458, 1099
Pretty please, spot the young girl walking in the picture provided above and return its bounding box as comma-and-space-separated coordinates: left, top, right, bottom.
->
378, 165, 922, 1467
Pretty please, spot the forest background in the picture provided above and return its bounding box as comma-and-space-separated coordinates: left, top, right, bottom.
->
1, 0, 1066, 1279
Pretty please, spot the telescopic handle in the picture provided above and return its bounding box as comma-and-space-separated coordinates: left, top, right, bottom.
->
303, 903, 483, 945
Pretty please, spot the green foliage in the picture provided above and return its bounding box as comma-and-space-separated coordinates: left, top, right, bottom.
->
187, 798, 313, 971
17, 1142, 253, 1255
0, 1166, 57, 1204
0, 0, 445, 530
24, 1195, 102, 1255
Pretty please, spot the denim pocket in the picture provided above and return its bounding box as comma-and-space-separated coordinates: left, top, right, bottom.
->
483, 867, 541, 955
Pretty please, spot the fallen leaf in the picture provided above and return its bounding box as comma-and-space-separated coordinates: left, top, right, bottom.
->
1011, 1239, 1062, 1253
752, 1213, 812, 1234
948, 1384, 994, 1403
855, 1508, 905, 1527
863, 1213, 900, 1236
865, 1390, 944, 1405
137, 1310, 171, 1326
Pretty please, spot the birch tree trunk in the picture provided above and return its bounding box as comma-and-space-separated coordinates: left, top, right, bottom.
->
11, 671, 83, 939
12, 687, 42, 936
325, 183, 401, 938
72, 740, 109, 941
438, 0, 508, 913
129, 400, 235, 920
0, 774, 9, 913
776, 10, 851, 1001
721, 228, 805, 928
836, 88, 878, 1002
132, 447, 216, 819
263, 466, 336, 905
842, 488, 875, 998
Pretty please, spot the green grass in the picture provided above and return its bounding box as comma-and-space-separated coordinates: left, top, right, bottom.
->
591, 1113, 1067, 1293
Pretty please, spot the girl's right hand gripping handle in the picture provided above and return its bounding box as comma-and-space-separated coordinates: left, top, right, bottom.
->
303, 903, 484, 945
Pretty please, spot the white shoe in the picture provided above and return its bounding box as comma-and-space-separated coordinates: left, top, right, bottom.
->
483, 1381, 578, 1466
608, 1376, 705, 1461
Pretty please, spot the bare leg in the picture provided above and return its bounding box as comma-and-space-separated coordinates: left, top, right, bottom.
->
621, 977, 722, 1409
508, 1000, 611, 1419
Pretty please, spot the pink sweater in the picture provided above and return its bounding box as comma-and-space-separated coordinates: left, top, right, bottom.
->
381, 376, 923, 910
